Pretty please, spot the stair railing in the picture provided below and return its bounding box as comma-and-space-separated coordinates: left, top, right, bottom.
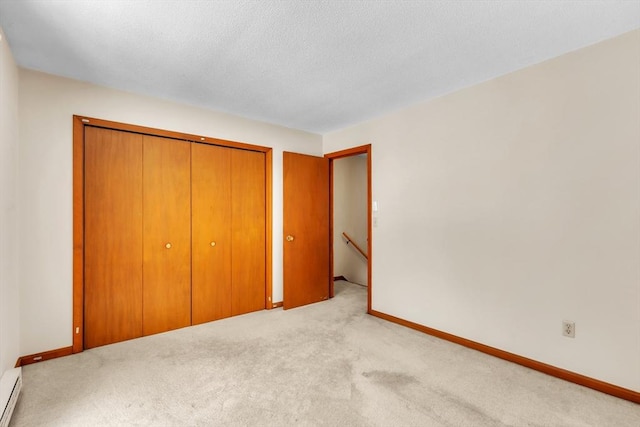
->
342, 232, 368, 260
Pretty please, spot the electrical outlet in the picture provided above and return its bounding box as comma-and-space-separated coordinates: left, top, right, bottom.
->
562, 320, 575, 338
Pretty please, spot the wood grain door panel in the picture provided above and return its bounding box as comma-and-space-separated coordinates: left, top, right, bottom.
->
191, 143, 232, 324
84, 126, 268, 345
84, 127, 143, 349
142, 135, 192, 335
231, 149, 266, 315
283, 152, 330, 309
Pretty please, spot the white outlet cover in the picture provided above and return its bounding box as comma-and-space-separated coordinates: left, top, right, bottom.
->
562, 320, 575, 338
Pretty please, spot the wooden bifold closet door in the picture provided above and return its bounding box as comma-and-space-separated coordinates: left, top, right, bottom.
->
84, 127, 143, 349
191, 144, 266, 323
142, 135, 192, 336
230, 149, 266, 316
191, 143, 232, 323
84, 126, 266, 349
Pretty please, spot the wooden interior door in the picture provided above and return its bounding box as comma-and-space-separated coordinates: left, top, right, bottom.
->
191, 143, 232, 324
283, 152, 330, 309
84, 127, 143, 349
142, 135, 192, 335
231, 149, 266, 315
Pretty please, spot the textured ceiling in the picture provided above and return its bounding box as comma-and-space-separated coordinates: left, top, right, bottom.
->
0, 1, 638, 134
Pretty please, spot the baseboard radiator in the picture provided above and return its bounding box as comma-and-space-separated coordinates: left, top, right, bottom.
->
0, 367, 22, 427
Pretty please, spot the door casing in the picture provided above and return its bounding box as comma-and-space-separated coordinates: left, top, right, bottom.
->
325, 144, 372, 313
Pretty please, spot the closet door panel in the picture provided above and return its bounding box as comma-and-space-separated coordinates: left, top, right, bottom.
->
142, 135, 192, 335
231, 150, 266, 315
191, 143, 232, 324
84, 127, 143, 349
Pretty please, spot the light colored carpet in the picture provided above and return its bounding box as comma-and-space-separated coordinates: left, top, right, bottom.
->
10, 281, 640, 426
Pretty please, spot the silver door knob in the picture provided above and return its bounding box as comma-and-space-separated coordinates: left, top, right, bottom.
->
165, 243, 172, 249
210, 241, 216, 247
286, 235, 294, 242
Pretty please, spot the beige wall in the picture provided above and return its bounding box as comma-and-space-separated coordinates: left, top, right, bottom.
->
18, 70, 322, 355
0, 26, 20, 373
323, 30, 640, 391
333, 156, 368, 285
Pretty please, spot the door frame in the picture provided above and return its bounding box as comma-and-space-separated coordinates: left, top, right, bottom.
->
324, 144, 372, 313
72, 115, 273, 353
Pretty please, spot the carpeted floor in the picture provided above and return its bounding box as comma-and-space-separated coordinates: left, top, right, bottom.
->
10, 281, 640, 426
